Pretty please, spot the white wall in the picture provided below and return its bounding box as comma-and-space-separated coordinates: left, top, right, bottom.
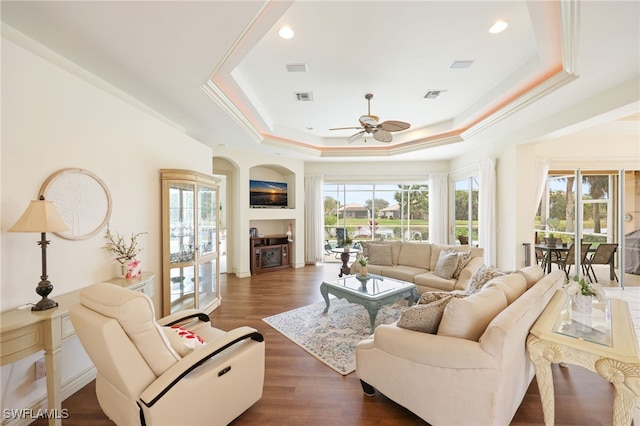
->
1, 31, 213, 419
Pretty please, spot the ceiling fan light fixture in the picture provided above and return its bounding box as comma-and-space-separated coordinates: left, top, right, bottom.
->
489, 20, 509, 34
278, 25, 294, 39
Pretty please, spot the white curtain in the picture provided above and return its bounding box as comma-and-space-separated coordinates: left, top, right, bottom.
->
533, 158, 551, 215
428, 173, 448, 244
304, 174, 324, 264
478, 158, 497, 265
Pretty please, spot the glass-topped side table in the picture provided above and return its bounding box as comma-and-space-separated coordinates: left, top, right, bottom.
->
553, 296, 612, 347
527, 290, 640, 426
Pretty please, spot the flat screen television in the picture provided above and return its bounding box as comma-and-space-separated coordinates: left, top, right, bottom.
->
249, 179, 288, 208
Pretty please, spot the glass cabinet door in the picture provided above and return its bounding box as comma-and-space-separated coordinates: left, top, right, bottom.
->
162, 170, 220, 316
169, 183, 195, 264
197, 184, 217, 258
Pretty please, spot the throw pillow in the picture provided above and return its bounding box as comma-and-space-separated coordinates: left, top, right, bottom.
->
162, 325, 205, 357
418, 291, 467, 305
453, 251, 472, 278
465, 264, 505, 294
367, 244, 393, 266
397, 296, 453, 333
437, 285, 508, 341
433, 249, 459, 279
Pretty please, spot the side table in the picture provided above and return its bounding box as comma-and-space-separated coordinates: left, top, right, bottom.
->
331, 248, 360, 277
527, 290, 640, 426
0, 273, 155, 425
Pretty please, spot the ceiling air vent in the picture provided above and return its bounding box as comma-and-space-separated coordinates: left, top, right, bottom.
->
424, 90, 447, 99
295, 92, 314, 101
286, 63, 308, 72
450, 60, 474, 69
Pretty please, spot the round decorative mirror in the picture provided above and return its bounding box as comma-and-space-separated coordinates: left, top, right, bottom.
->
39, 168, 112, 240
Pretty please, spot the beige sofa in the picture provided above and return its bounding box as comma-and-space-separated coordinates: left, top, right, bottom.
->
355, 265, 565, 426
358, 240, 485, 294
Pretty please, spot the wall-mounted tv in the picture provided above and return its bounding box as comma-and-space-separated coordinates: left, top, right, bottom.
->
249, 179, 288, 208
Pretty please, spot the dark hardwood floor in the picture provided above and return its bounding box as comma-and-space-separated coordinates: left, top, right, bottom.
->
36, 264, 619, 425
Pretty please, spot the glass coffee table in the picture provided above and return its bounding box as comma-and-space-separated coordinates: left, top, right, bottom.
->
320, 274, 418, 334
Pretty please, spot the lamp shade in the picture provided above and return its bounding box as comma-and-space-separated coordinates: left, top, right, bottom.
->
8, 199, 70, 233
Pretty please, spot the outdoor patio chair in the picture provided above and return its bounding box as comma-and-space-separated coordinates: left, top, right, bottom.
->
556, 242, 592, 279
585, 243, 618, 282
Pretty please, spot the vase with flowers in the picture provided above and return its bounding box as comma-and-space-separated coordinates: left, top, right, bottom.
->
565, 275, 605, 315
104, 225, 147, 278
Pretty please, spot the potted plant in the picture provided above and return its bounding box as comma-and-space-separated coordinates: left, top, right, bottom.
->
343, 235, 353, 251
545, 233, 559, 247
356, 255, 368, 277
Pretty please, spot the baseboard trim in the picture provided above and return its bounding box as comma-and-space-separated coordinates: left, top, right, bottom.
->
3, 367, 96, 426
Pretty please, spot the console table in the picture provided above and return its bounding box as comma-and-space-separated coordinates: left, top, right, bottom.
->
527, 290, 640, 426
0, 273, 155, 425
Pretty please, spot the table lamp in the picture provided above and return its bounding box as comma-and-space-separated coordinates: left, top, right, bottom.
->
8, 195, 69, 311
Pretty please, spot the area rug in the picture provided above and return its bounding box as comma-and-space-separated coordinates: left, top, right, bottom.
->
262, 298, 407, 375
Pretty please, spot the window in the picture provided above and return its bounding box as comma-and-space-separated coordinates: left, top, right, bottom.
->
537, 172, 616, 244
453, 177, 479, 245
323, 183, 429, 247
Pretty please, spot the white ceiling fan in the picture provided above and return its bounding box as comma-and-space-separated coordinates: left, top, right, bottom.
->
330, 93, 411, 143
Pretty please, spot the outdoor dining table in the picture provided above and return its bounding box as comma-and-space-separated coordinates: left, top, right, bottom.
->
535, 243, 596, 274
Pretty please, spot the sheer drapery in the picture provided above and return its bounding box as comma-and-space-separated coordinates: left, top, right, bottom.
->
428, 173, 448, 244
533, 158, 551, 215
304, 174, 324, 264
478, 158, 496, 265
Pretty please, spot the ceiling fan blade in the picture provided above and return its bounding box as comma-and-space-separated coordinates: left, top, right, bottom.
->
373, 129, 392, 142
347, 130, 365, 143
379, 120, 411, 132
359, 115, 379, 127
330, 126, 364, 131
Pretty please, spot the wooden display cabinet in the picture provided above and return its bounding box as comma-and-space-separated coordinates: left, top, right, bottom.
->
250, 235, 291, 274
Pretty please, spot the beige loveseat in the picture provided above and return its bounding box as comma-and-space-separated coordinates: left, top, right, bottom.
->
358, 240, 485, 294
356, 265, 565, 426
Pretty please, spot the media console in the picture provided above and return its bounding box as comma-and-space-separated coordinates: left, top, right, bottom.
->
250, 235, 291, 274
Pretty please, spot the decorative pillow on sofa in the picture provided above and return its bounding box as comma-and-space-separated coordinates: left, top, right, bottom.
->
359, 240, 382, 258
465, 264, 505, 294
453, 251, 472, 278
433, 249, 459, 279
162, 325, 205, 357
437, 285, 508, 341
367, 244, 393, 266
418, 291, 467, 305
397, 296, 453, 333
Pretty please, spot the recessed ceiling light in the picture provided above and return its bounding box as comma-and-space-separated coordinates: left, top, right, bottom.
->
489, 20, 508, 34
278, 26, 294, 39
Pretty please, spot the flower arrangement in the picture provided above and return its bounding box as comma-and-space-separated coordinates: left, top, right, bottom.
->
104, 225, 147, 264
565, 275, 606, 302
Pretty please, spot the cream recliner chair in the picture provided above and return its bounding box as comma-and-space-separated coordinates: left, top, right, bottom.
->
69, 283, 265, 425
